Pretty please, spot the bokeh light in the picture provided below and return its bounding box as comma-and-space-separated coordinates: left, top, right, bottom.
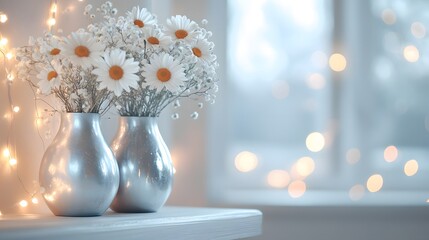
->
288, 180, 306, 198
306, 73, 325, 90
366, 174, 383, 193
267, 170, 290, 188
329, 53, 347, 72
404, 159, 418, 177
349, 184, 365, 201
19, 200, 28, 208
0, 13, 7, 23
403, 45, 419, 62
295, 157, 315, 177
384, 145, 398, 162
346, 148, 361, 164
234, 151, 258, 173
411, 22, 426, 38
306, 132, 325, 152
381, 9, 396, 25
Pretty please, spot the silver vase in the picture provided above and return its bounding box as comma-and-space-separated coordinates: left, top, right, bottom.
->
110, 117, 174, 213
39, 113, 120, 217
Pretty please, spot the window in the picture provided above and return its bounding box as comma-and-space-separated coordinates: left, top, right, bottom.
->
208, 0, 429, 205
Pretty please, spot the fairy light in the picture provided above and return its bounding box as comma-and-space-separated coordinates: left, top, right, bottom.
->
47, 0, 58, 31
31, 197, 39, 204
0, 13, 7, 23
0, 37, 8, 46
3, 148, 10, 158
9, 158, 17, 166
12, 106, 20, 113
19, 200, 28, 208
5, 52, 13, 60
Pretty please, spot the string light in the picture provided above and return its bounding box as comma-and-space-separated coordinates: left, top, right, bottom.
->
0, 13, 7, 23
0, 37, 8, 46
9, 158, 17, 166
31, 197, 39, 204
12, 106, 20, 113
19, 200, 28, 208
5, 52, 13, 60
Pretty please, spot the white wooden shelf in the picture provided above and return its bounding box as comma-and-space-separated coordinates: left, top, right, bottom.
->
0, 206, 262, 240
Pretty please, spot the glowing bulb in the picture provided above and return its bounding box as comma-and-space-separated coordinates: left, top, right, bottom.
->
0, 37, 8, 46
51, 4, 58, 13
384, 145, 398, 162
366, 174, 383, 193
3, 148, 10, 158
295, 157, 315, 177
288, 180, 306, 198
267, 170, 290, 188
7, 72, 15, 81
0, 211, 2, 216
31, 197, 39, 204
403, 45, 419, 63
404, 159, 418, 177
6, 52, 13, 60
13, 106, 20, 113
306, 132, 325, 152
329, 53, 347, 72
0, 13, 7, 23
234, 151, 258, 173
47, 18, 56, 26
19, 200, 28, 208
9, 158, 17, 166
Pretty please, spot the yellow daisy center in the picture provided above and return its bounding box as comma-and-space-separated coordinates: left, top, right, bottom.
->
74, 45, 90, 57
47, 71, 58, 81
109, 65, 124, 80
192, 47, 202, 57
50, 48, 61, 55
175, 30, 188, 39
134, 19, 144, 28
148, 36, 160, 45
156, 68, 172, 82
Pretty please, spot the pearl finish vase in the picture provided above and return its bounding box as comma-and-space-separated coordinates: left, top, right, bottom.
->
39, 113, 120, 217
110, 117, 174, 213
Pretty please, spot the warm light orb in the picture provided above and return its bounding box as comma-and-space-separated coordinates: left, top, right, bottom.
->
384, 145, 398, 162
19, 200, 28, 208
349, 184, 365, 201
31, 197, 39, 204
329, 53, 347, 72
234, 151, 258, 173
295, 157, 315, 177
47, 18, 56, 26
6, 52, 13, 60
13, 106, 20, 113
51, 4, 58, 13
403, 45, 419, 62
267, 170, 290, 188
288, 180, 306, 198
411, 22, 426, 39
3, 148, 10, 158
9, 158, 17, 166
346, 148, 361, 164
0, 37, 8, 46
306, 132, 325, 152
0, 14, 7, 23
404, 159, 418, 177
382, 9, 396, 25
307, 73, 325, 90
366, 174, 383, 193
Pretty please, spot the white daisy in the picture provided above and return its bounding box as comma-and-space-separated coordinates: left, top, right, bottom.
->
165, 15, 200, 44
61, 32, 104, 69
190, 38, 216, 62
127, 6, 156, 29
143, 27, 172, 48
41, 36, 62, 57
92, 49, 140, 96
142, 53, 187, 93
36, 63, 61, 95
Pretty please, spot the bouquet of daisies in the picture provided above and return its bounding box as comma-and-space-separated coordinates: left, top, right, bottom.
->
16, 1, 218, 117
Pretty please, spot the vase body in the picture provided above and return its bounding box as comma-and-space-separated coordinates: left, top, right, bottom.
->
39, 113, 120, 216
110, 117, 174, 213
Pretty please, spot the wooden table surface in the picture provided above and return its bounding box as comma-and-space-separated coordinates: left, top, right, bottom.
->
0, 206, 262, 240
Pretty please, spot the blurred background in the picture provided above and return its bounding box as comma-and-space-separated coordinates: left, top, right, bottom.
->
1, 0, 429, 239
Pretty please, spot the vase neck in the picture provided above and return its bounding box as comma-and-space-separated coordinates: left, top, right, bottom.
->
119, 117, 159, 133
60, 113, 101, 131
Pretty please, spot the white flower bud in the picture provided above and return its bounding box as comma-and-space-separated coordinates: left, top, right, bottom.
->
171, 113, 179, 119
173, 99, 181, 108
198, 102, 203, 108
190, 112, 199, 120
